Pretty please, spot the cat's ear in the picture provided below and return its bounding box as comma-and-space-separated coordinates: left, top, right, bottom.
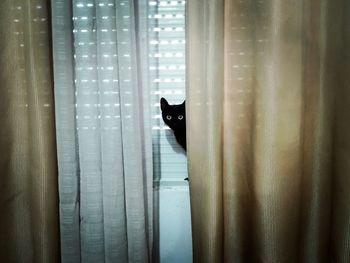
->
160, 97, 169, 111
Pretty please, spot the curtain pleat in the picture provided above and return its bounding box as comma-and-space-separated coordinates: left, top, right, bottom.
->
0, 0, 60, 262
187, 0, 350, 262
52, 0, 153, 262
51, 0, 81, 262
186, 0, 224, 262
332, 1, 350, 260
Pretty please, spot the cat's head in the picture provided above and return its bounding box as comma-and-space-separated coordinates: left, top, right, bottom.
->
160, 97, 186, 129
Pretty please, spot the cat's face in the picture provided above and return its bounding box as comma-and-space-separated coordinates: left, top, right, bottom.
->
160, 98, 186, 130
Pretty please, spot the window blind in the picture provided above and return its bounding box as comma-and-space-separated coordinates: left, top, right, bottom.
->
148, 0, 188, 185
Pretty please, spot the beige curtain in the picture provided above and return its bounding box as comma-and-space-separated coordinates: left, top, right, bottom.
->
0, 0, 59, 262
187, 0, 350, 262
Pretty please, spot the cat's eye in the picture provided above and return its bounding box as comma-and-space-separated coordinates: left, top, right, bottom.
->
166, 115, 172, 120
178, 115, 183, 120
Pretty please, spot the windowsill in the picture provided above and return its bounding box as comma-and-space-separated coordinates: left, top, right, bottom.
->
153, 179, 189, 188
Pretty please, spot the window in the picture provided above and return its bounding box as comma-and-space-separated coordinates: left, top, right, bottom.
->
148, 0, 188, 185
148, 1, 192, 262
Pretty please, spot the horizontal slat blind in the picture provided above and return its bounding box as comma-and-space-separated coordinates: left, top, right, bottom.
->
148, 0, 188, 185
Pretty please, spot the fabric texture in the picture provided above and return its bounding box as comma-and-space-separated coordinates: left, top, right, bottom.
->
52, 0, 153, 262
187, 0, 350, 262
0, 0, 60, 262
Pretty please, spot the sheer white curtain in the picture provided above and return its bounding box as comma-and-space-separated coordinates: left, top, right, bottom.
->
51, 0, 153, 262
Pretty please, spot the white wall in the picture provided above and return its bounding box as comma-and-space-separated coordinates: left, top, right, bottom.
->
155, 185, 192, 263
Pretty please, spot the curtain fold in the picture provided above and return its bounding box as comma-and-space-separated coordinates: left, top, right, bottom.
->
187, 0, 350, 262
0, 0, 60, 262
52, 0, 153, 262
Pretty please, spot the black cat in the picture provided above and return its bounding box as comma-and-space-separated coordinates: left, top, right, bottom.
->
160, 97, 186, 151
160, 98, 188, 180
